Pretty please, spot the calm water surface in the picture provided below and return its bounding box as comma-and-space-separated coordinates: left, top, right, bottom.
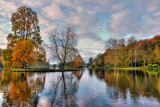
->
0, 69, 160, 107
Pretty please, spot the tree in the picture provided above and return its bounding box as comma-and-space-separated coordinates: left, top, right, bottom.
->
88, 57, 93, 66
154, 45, 160, 65
2, 6, 46, 68
104, 49, 115, 66
0, 48, 3, 68
2, 49, 13, 68
94, 54, 103, 67
105, 38, 118, 50
105, 38, 118, 67
73, 54, 84, 68
12, 40, 35, 68
138, 40, 151, 67
7, 6, 42, 49
127, 36, 138, 67
49, 24, 78, 69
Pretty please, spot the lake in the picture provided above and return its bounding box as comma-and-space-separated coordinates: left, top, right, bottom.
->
0, 68, 160, 107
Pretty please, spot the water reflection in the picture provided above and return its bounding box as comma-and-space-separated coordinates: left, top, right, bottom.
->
0, 71, 46, 106
94, 69, 160, 102
0, 69, 160, 106
0, 70, 82, 107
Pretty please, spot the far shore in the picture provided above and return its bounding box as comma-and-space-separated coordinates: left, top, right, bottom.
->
110, 67, 146, 70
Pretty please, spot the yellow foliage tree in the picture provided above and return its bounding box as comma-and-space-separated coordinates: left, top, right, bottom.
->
73, 55, 84, 68
154, 45, 160, 65
12, 40, 35, 68
2, 49, 13, 68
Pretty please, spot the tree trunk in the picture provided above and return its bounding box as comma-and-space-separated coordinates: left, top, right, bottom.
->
144, 60, 146, 68
135, 49, 137, 67
62, 72, 68, 106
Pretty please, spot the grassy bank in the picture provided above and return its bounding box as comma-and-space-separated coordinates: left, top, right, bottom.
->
88, 66, 147, 71
110, 67, 146, 70
10, 68, 78, 72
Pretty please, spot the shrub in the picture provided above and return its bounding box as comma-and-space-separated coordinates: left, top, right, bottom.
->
147, 64, 153, 70
103, 65, 113, 69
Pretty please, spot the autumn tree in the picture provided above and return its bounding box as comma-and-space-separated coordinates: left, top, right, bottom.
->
49, 24, 78, 69
7, 6, 42, 49
2, 6, 46, 68
138, 40, 151, 67
2, 49, 13, 68
104, 49, 115, 66
105, 38, 118, 67
154, 45, 160, 65
117, 46, 128, 67
73, 54, 84, 68
127, 36, 138, 67
93, 54, 104, 67
12, 40, 35, 68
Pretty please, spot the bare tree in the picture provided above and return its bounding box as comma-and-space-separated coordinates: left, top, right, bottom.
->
105, 38, 119, 50
49, 24, 78, 69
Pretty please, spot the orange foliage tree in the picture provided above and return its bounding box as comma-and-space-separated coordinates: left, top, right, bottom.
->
12, 40, 35, 68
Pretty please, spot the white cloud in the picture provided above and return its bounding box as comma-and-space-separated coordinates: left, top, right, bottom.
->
0, 36, 7, 49
0, 29, 7, 35
42, 2, 65, 20
39, 16, 50, 27
22, 0, 50, 7
0, 0, 17, 17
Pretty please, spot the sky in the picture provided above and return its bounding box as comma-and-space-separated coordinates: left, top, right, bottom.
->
0, 0, 160, 63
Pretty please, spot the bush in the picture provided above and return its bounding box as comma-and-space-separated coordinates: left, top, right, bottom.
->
103, 65, 113, 69
92, 62, 96, 68
147, 64, 159, 71
152, 64, 158, 67
88, 66, 92, 68
147, 64, 153, 70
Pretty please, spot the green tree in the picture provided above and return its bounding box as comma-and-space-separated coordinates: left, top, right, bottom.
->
2, 49, 13, 68
88, 57, 93, 66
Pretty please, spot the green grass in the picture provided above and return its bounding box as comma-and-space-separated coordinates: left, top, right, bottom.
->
110, 67, 146, 70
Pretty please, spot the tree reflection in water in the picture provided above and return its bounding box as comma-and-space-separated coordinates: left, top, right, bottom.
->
93, 69, 160, 102
0, 70, 83, 107
49, 70, 83, 107
0, 71, 46, 106
0, 68, 159, 106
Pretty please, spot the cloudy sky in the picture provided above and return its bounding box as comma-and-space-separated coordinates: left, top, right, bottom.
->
0, 0, 160, 63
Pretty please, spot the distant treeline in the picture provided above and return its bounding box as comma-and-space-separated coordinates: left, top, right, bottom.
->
88, 35, 160, 68
59, 54, 84, 69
